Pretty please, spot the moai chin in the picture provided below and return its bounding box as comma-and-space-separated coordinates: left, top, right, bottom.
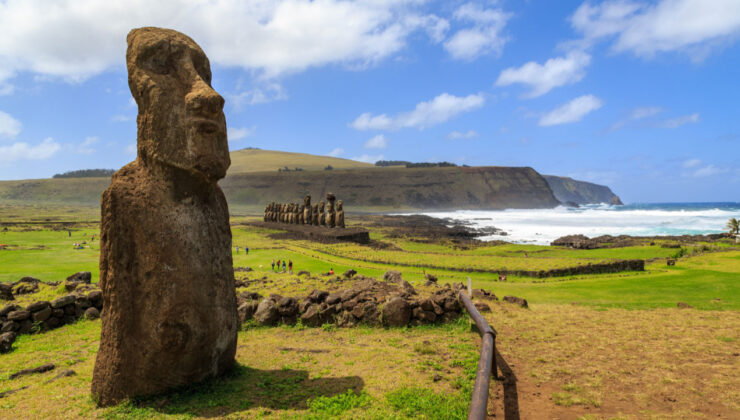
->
91, 27, 237, 406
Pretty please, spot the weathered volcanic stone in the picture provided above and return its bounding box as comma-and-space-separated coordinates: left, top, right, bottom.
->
91, 27, 238, 406
51, 295, 75, 308
84, 307, 100, 320
7, 310, 30, 322
0, 332, 16, 353
0, 283, 13, 301
32, 306, 52, 322
382, 297, 411, 327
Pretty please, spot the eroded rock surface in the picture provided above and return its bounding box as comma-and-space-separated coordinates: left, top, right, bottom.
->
91, 27, 237, 406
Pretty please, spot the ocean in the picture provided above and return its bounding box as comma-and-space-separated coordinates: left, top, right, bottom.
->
414, 203, 740, 245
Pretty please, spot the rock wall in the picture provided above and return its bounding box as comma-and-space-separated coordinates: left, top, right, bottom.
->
543, 175, 623, 205
221, 166, 561, 210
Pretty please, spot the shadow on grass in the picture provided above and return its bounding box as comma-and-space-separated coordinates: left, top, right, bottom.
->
125, 362, 364, 417
495, 348, 520, 420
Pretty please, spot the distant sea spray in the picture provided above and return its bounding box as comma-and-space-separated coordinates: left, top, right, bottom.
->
413, 203, 740, 245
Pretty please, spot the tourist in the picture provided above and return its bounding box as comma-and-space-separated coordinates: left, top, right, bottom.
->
276, 259, 281, 271
245, 246, 249, 255
282, 260, 286, 272
288, 260, 293, 274
329, 268, 334, 275
271, 259, 275, 271
235, 245, 239, 254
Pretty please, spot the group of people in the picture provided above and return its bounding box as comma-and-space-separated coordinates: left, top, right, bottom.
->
264, 193, 345, 228
235, 245, 249, 254
271, 259, 293, 274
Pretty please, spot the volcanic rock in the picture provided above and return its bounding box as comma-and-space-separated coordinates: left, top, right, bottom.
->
0, 332, 17, 353
91, 27, 237, 406
382, 297, 411, 327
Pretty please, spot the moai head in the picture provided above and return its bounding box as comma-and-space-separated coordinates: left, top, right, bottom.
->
304, 195, 311, 207
127, 27, 230, 182
337, 200, 343, 211
319, 201, 325, 212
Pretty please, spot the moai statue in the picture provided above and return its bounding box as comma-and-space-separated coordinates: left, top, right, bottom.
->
318, 201, 326, 226
298, 204, 305, 224
326, 193, 336, 228
282, 204, 288, 223
312, 203, 319, 225
92, 27, 237, 406
264, 203, 271, 222
335, 200, 345, 228
303, 195, 312, 225
288, 203, 294, 224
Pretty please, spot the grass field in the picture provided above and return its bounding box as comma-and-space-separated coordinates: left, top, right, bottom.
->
228, 149, 374, 173
1, 211, 739, 419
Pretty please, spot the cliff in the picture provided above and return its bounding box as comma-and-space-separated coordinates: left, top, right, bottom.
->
220, 166, 560, 210
543, 175, 623, 206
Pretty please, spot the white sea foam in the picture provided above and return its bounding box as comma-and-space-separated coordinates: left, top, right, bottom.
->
412, 204, 740, 245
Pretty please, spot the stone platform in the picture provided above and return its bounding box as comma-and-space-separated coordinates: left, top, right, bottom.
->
245, 221, 370, 244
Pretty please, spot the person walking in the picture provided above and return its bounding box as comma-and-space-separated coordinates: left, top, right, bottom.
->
235, 245, 239, 254
282, 260, 286, 272
271, 259, 275, 271
276, 259, 281, 272
288, 260, 293, 274
245, 246, 249, 255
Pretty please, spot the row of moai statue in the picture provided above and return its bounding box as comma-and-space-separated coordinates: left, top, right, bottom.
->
264, 193, 345, 228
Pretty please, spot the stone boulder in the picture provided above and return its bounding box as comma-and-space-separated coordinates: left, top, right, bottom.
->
91, 27, 238, 406
85, 307, 100, 320
0, 283, 13, 301
0, 332, 16, 353
383, 271, 403, 283
503, 295, 528, 308
382, 297, 411, 327
254, 299, 280, 326
66, 272, 92, 283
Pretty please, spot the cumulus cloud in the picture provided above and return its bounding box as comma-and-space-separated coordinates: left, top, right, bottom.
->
351, 153, 384, 164
0, 0, 449, 85
443, 2, 512, 60
692, 164, 721, 177
0, 110, 22, 139
364, 134, 387, 149
229, 83, 288, 109
683, 158, 702, 168
495, 51, 591, 98
0, 137, 61, 163
76, 136, 99, 154
328, 148, 344, 157
659, 113, 700, 128
447, 130, 478, 139
228, 126, 255, 141
350, 93, 485, 131
608, 105, 662, 131
539, 94, 603, 126
570, 0, 740, 60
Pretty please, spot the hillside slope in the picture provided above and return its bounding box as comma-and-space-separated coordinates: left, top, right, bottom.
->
221, 166, 560, 209
544, 175, 623, 205
228, 148, 373, 173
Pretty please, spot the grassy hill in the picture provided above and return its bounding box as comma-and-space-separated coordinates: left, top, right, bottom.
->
228, 148, 373, 173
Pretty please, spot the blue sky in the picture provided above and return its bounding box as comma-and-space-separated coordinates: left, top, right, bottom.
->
0, 0, 738, 203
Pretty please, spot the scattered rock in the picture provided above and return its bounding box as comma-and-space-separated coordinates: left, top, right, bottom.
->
382, 297, 411, 327
9, 363, 55, 379
51, 295, 75, 308
32, 306, 53, 322
0, 284, 14, 301
237, 302, 257, 323
503, 296, 528, 308
383, 270, 403, 283
254, 299, 280, 326
297, 270, 310, 276
0, 331, 16, 353
472, 289, 498, 301
85, 307, 100, 320
300, 304, 322, 327
344, 269, 357, 278
677, 302, 693, 309
7, 310, 30, 322
433, 373, 442, 382
66, 272, 92, 283
474, 302, 491, 312
234, 267, 253, 272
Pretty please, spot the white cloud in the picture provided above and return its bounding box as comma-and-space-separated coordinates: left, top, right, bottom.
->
609, 105, 662, 130
229, 83, 288, 109
659, 113, 700, 128
443, 3, 511, 60
0, 110, 22, 139
539, 94, 603, 126
364, 134, 387, 149
693, 164, 721, 177
351, 153, 384, 164
683, 158, 701, 168
110, 114, 132, 122
350, 93, 485, 131
495, 51, 591, 98
447, 130, 478, 139
571, 0, 740, 60
228, 126, 255, 141
77, 136, 98, 154
328, 148, 344, 157
0, 0, 448, 85
0, 137, 61, 163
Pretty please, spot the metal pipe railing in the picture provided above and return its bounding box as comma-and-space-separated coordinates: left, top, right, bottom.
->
459, 290, 498, 420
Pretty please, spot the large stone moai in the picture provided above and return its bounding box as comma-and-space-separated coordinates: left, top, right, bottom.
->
312, 203, 319, 225
336, 200, 345, 228
91, 27, 238, 406
326, 193, 336, 228
318, 201, 326, 226
303, 195, 312, 225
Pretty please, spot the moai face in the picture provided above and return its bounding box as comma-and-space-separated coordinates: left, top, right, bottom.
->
337, 200, 343, 211
127, 27, 230, 181
319, 201, 325, 212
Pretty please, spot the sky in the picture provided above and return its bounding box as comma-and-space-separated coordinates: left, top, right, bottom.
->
0, 0, 739, 203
